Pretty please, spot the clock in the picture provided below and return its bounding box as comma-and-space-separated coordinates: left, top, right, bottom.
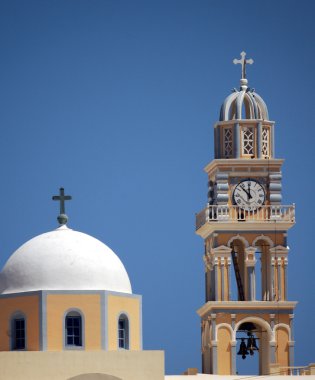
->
233, 179, 265, 211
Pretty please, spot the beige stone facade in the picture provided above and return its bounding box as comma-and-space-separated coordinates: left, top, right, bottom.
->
0, 350, 164, 380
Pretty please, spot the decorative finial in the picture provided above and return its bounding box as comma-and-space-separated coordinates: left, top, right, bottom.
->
52, 187, 72, 225
233, 51, 254, 88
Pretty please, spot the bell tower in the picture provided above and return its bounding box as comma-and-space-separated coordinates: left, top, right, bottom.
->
196, 52, 296, 375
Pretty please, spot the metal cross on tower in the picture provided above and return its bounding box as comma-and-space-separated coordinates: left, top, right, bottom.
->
52, 187, 72, 225
233, 51, 254, 79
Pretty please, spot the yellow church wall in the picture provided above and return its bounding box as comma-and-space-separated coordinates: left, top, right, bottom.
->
235, 313, 270, 324
276, 327, 290, 368
0, 294, 40, 351
215, 314, 231, 325
217, 262, 222, 301
107, 294, 141, 351
223, 261, 229, 301
274, 314, 289, 325
216, 232, 285, 247
281, 261, 286, 301
217, 326, 231, 375
46, 294, 101, 351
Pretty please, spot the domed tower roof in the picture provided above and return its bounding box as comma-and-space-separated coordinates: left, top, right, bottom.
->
214, 52, 274, 160
0, 225, 132, 295
219, 78, 269, 121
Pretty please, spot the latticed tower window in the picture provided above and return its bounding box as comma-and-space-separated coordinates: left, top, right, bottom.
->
241, 126, 254, 155
223, 127, 233, 158
262, 127, 270, 157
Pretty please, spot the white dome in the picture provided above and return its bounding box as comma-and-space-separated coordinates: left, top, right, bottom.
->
0, 225, 132, 295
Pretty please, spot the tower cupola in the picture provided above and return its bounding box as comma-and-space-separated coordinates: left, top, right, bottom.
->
215, 52, 274, 160
219, 80, 269, 121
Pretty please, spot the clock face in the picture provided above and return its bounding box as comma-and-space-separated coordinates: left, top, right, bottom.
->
233, 179, 265, 211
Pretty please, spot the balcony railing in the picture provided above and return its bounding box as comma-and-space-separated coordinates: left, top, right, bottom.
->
279, 366, 309, 376
196, 204, 295, 230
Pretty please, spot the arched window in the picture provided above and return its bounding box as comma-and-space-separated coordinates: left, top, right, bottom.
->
11, 313, 26, 350
65, 311, 83, 347
118, 314, 129, 349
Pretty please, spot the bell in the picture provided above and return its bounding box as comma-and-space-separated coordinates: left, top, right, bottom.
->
246, 334, 259, 355
237, 338, 249, 359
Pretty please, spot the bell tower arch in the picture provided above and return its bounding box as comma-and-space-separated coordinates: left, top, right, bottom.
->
196, 53, 296, 375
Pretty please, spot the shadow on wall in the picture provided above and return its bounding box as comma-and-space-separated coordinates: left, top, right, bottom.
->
68, 374, 122, 380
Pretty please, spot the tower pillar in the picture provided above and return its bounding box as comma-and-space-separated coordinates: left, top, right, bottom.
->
245, 246, 257, 301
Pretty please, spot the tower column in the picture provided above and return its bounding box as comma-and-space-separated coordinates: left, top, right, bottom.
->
269, 314, 276, 364
214, 259, 219, 300
270, 255, 276, 300
257, 122, 262, 158
277, 257, 287, 301
211, 246, 232, 301
231, 314, 236, 375
289, 314, 295, 367
245, 247, 257, 301
202, 319, 211, 373
282, 257, 288, 301
226, 257, 231, 301
277, 258, 282, 300
214, 125, 220, 158
270, 246, 289, 301
234, 122, 240, 158
269, 342, 276, 364
204, 246, 215, 302
220, 259, 225, 301
271, 123, 275, 157
210, 314, 217, 374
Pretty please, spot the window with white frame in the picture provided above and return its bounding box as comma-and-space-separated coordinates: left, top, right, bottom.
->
223, 127, 233, 158
262, 127, 270, 157
241, 126, 254, 155
65, 311, 82, 347
11, 316, 26, 350
118, 314, 129, 349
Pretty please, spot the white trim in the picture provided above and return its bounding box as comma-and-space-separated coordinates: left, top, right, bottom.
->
270, 245, 289, 255
215, 323, 234, 342
227, 234, 249, 248
234, 316, 273, 341
274, 323, 291, 340
203, 320, 210, 348
212, 245, 232, 253
204, 157, 283, 176
253, 234, 274, 247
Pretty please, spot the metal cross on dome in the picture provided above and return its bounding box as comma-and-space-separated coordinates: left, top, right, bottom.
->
233, 51, 254, 80
52, 187, 72, 225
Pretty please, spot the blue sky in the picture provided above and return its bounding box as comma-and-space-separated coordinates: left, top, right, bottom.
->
0, 0, 314, 375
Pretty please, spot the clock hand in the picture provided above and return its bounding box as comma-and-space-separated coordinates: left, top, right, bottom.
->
247, 183, 252, 200
241, 184, 251, 200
